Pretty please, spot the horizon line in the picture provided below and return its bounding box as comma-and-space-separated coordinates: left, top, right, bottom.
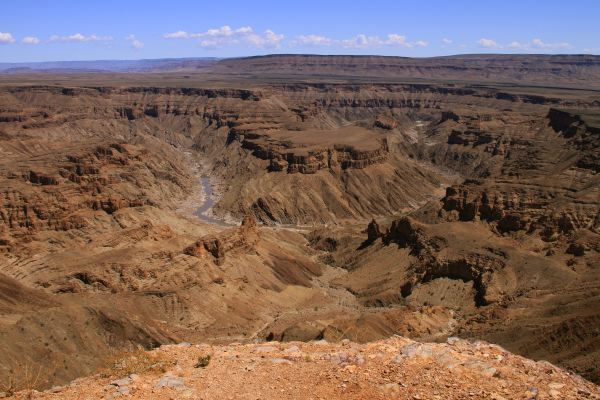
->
2, 52, 600, 65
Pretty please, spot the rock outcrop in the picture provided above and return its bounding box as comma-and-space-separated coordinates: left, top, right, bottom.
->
440, 183, 599, 235
0, 141, 191, 248
184, 215, 259, 265
264, 143, 389, 174
548, 108, 600, 172
369, 217, 504, 306
230, 128, 390, 174
365, 219, 383, 244
13, 337, 600, 400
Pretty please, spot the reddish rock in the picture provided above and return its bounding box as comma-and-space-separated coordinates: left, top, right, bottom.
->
184, 215, 259, 265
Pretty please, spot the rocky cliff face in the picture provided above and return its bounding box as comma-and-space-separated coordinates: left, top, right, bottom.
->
440, 182, 599, 235
0, 139, 192, 252
378, 217, 508, 306
548, 108, 600, 172
184, 215, 259, 265
240, 137, 389, 174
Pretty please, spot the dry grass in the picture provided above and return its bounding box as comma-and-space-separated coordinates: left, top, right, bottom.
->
0, 360, 46, 397
1, 349, 175, 397
96, 348, 176, 379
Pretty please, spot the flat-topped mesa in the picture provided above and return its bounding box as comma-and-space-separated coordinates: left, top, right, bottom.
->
270, 144, 389, 174
236, 132, 389, 174
214, 54, 600, 88
183, 215, 259, 265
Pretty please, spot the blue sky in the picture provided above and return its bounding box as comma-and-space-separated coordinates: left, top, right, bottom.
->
1, 0, 599, 62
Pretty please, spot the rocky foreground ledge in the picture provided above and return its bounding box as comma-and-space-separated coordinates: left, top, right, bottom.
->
14, 337, 600, 400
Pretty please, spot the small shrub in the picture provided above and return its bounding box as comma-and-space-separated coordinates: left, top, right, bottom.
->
194, 355, 211, 368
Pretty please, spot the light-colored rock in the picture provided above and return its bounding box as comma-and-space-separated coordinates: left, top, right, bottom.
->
255, 345, 277, 352
110, 377, 131, 387
154, 375, 186, 390
270, 358, 292, 364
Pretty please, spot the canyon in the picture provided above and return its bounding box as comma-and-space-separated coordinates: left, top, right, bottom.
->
0, 54, 599, 394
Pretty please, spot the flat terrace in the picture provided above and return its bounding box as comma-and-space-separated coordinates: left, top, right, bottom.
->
239, 125, 387, 157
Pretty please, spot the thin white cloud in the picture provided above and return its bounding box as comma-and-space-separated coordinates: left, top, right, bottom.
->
385, 34, 409, 47
165, 27, 428, 50
164, 25, 283, 48
531, 38, 571, 49
477, 38, 500, 49
340, 33, 428, 49
508, 38, 571, 51
292, 33, 423, 49
333, 33, 423, 49
22, 36, 40, 45
49, 33, 113, 43
583, 48, 600, 54
0, 32, 15, 44
205, 26, 233, 37
507, 41, 525, 49
197, 39, 218, 48
244, 29, 284, 48
234, 26, 253, 35
126, 34, 144, 50
293, 34, 334, 46
163, 30, 189, 39
341, 34, 384, 48
442, 38, 453, 45
197, 26, 253, 38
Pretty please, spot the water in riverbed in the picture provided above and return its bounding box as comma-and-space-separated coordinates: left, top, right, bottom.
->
193, 177, 231, 226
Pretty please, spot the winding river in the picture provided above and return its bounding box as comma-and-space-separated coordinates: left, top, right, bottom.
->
192, 177, 232, 226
